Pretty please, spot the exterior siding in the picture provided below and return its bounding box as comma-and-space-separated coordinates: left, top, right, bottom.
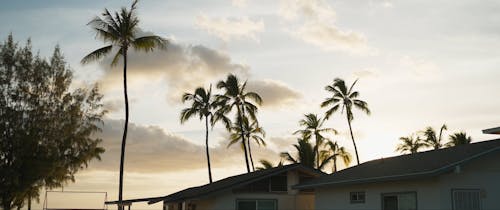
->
314, 152, 500, 210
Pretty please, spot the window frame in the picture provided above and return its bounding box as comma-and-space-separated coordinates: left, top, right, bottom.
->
350, 191, 366, 204
380, 191, 418, 210
235, 199, 278, 210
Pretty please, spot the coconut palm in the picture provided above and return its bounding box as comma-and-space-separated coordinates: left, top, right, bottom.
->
396, 134, 425, 154
180, 85, 229, 183
256, 159, 283, 170
321, 78, 370, 165
445, 132, 472, 147
281, 138, 316, 169
294, 113, 337, 169
322, 140, 351, 172
421, 124, 447, 150
81, 1, 167, 207
216, 74, 262, 173
228, 117, 266, 171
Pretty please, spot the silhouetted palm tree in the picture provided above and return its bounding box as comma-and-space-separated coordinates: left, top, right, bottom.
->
228, 117, 266, 171
281, 138, 330, 170
396, 134, 425, 154
445, 132, 472, 147
180, 85, 229, 183
216, 74, 262, 173
322, 140, 351, 172
256, 159, 283, 170
81, 1, 167, 207
421, 124, 447, 150
321, 78, 370, 165
294, 113, 336, 169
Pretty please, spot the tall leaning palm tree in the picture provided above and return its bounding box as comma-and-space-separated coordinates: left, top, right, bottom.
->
293, 113, 336, 169
216, 74, 262, 173
396, 134, 425, 154
321, 78, 370, 165
421, 124, 447, 150
228, 117, 266, 171
445, 132, 472, 147
81, 1, 167, 207
180, 85, 229, 183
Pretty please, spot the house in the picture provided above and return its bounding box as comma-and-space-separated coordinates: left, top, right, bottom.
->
106, 163, 324, 210
483, 126, 500, 135
294, 138, 500, 210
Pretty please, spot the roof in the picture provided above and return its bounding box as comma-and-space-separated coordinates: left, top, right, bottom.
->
106, 163, 323, 205
295, 138, 500, 189
483, 126, 500, 134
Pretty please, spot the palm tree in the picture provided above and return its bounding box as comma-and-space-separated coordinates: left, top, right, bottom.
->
228, 117, 266, 171
180, 86, 229, 183
81, 1, 167, 207
293, 113, 336, 169
445, 132, 472, 147
321, 78, 370, 165
216, 74, 262, 173
281, 138, 316, 169
396, 134, 425, 154
322, 140, 351, 172
421, 124, 447, 150
256, 159, 283, 170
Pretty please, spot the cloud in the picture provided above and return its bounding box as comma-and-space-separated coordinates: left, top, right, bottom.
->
353, 68, 379, 79
97, 40, 249, 103
399, 56, 441, 77
90, 119, 280, 173
279, 0, 375, 54
232, 0, 248, 8
196, 15, 265, 42
246, 79, 302, 108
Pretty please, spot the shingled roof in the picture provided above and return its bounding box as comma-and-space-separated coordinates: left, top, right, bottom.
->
106, 163, 323, 205
295, 138, 500, 189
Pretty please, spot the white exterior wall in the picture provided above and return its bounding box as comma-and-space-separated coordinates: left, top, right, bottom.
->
168, 170, 315, 210
315, 152, 500, 210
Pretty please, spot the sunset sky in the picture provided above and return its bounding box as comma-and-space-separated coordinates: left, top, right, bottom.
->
2, 0, 500, 209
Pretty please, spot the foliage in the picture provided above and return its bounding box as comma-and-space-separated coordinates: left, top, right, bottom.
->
0, 35, 105, 210
321, 140, 351, 172
445, 132, 472, 147
421, 124, 447, 150
228, 116, 266, 171
321, 78, 370, 165
396, 134, 425, 154
255, 159, 283, 170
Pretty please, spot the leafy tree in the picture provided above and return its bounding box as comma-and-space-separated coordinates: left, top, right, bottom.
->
180, 85, 229, 183
81, 0, 167, 207
0, 35, 105, 210
396, 134, 425, 154
216, 74, 262, 173
293, 113, 336, 169
445, 132, 472, 147
421, 124, 447, 150
228, 117, 266, 171
321, 140, 351, 172
280, 138, 330, 170
255, 159, 283, 170
321, 78, 370, 165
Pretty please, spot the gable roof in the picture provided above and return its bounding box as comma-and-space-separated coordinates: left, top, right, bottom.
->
483, 126, 500, 134
295, 138, 500, 189
106, 163, 323, 205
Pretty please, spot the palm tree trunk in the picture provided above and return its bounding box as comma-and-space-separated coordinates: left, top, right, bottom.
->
205, 117, 213, 183
315, 134, 319, 169
346, 114, 360, 165
247, 137, 255, 171
118, 49, 129, 210
239, 105, 251, 173
27, 195, 31, 210
333, 157, 337, 172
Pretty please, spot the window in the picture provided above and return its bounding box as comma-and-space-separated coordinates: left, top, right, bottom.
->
350, 191, 366, 204
236, 199, 277, 210
452, 189, 481, 210
382, 192, 417, 210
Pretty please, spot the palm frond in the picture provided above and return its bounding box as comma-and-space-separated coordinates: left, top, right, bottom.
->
132, 35, 168, 52
81, 45, 113, 64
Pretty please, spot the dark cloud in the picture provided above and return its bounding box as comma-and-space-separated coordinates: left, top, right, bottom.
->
90, 119, 280, 173
247, 79, 302, 108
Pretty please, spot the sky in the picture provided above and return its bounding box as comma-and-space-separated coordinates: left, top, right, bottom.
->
1, 0, 500, 209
